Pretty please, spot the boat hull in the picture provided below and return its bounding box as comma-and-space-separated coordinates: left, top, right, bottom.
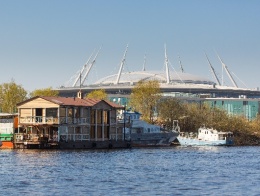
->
177, 136, 234, 146
0, 134, 14, 148
0, 141, 13, 149
129, 132, 178, 147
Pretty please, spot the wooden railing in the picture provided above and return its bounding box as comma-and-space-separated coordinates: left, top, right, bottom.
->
60, 134, 90, 141
19, 116, 89, 125
110, 134, 124, 141
14, 133, 59, 143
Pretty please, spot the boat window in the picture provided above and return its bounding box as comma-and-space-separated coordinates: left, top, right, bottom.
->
148, 128, 150, 133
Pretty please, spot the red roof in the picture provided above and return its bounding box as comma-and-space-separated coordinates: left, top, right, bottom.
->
17, 96, 124, 109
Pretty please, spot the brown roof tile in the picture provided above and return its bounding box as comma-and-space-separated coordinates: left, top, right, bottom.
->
17, 96, 124, 109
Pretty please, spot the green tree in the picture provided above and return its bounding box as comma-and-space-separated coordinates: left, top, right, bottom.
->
129, 80, 161, 123
86, 89, 107, 100
0, 80, 28, 113
157, 97, 185, 130
30, 87, 59, 97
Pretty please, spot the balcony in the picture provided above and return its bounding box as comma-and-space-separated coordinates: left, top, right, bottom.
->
19, 116, 89, 125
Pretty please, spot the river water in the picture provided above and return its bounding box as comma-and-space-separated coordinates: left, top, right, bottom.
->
0, 146, 259, 196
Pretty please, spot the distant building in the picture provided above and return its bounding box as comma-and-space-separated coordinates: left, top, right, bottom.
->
204, 98, 259, 121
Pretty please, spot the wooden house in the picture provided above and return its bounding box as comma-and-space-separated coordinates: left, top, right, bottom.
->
14, 94, 130, 149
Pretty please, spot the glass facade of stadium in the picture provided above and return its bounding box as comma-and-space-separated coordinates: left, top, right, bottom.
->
108, 94, 260, 121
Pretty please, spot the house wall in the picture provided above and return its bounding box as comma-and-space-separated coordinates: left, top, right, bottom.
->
18, 98, 59, 119
20, 109, 32, 117
18, 97, 59, 108
92, 101, 112, 110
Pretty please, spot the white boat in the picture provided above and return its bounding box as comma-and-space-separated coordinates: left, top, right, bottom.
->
176, 123, 234, 146
122, 111, 179, 147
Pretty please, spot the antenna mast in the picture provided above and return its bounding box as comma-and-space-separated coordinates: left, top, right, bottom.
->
217, 54, 238, 88
164, 44, 170, 84
115, 44, 128, 84
205, 53, 220, 85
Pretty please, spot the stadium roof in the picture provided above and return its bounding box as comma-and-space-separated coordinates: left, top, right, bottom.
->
94, 70, 215, 86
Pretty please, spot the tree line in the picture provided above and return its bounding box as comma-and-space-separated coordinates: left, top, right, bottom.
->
128, 80, 260, 145
0, 80, 58, 113
0, 81, 108, 113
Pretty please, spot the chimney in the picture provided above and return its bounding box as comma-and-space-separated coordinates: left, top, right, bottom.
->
77, 90, 83, 99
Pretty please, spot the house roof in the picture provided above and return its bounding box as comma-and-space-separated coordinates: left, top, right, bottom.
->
0, 113, 18, 117
17, 96, 124, 109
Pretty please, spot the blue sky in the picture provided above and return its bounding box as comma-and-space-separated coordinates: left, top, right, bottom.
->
0, 0, 260, 92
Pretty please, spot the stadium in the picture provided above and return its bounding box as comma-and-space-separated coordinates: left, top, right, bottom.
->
57, 46, 260, 120
58, 47, 260, 99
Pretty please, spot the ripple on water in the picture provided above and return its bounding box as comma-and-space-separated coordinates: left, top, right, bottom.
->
1, 147, 260, 195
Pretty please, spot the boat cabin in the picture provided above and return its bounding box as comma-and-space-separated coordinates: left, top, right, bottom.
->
198, 127, 233, 141
122, 111, 161, 134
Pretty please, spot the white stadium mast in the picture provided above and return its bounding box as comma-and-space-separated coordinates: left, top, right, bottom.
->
72, 46, 101, 87
217, 53, 238, 88
81, 47, 101, 86
205, 53, 221, 86
142, 54, 146, 71
164, 44, 170, 84
72, 51, 95, 87
115, 44, 128, 84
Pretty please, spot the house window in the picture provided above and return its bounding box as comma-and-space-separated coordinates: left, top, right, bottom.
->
90, 126, 95, 139
74, 108, 80, 118
68, 108, 73, 117
97, 110, 102, 124
75, 127, 81, 134
91, 110, 96, 123
60, 108, 66, 117
103, 110, 109, 124
46, 108, 58, 117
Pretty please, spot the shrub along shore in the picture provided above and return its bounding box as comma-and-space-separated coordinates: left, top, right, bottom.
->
155, 98, 260, 146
